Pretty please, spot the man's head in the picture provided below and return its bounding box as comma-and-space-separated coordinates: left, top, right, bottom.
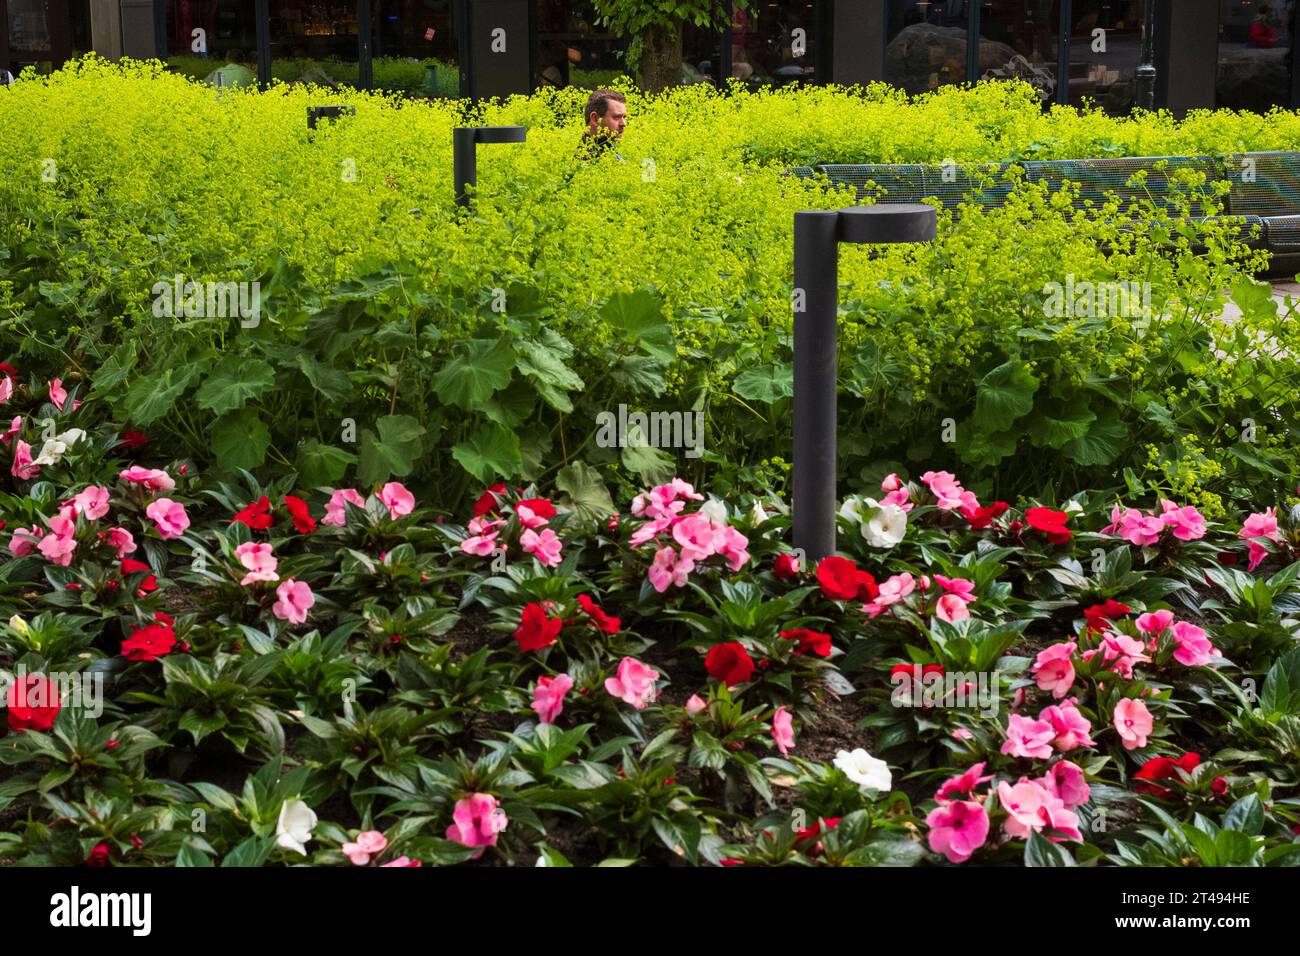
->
585, 89, 627, 138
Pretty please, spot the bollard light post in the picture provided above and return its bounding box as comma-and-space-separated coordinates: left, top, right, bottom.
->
1136, 0, 1157, 111
792, 204, 938, 563
453, 126, 527, 209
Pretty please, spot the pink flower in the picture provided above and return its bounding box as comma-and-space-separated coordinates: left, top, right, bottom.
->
997, 779, 1047, 839
460, 515, 504, 556
1039, 700, 1095, 751
716, 525, 751, 572
933, 575, 976, 603
2, 415, 22, 445
1246, 541, 1270, 572
48, 379, 68, 411
379, 856, 421, 867
1043, 760, 1090, 810
925, 800, 989, 864
9, 525, 43, 557
1159, 500, 1206, 541
106, 526, 136, 557
520, 527, 563, 568
234, 541, 279, 585
772, 706, 795, 755
73, 486, 111, 521
445, 794, 508, 858
951, 727, 974, 741
514, 500, 552, 529
1105, 505, 1164, 546
0, 376, 11, 404
1037, 791, 1084, 842
1032, 642, 1076, 699
1001, 713, 1056, 760
37, 528, 77, 567
322, 488, 365, 526
119, 466, 175, 493
272, 578, 315, 625
1099, 632, 1150, 679
1240, 508, 1280, 571
920, 470, 978, 512
378, 482, 415, 519
935, 761, 993, 803
1135, 609, 1174, 637
11, 440, 38, 480
647, 545, 694, 593
341, 830, 388, 866
145, 498, 190, 539
604, 656, 659, 709
1171, 621, 1216, 667
881, 473, 902, 492
531, 673, 574, 724
1113, 698, 1153, 750
935, 593, 971, 624
672, 513, 722, 561
684, 694, 707, 714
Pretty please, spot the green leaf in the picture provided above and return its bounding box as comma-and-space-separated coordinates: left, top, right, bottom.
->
195, 357, 276, 416
600, 290, 676, 362
433, 338, 515, 408
610, 354, 668, 397
210, 410, 271, 470
1024, 830, 1076, 866
555, 461, 616, 524
451, 423, 522, 483
357, 414, 426, 484
119, 364, 199, 426
1063, 417, 1127, 466
1027, 397, 1096, 449
621, 437, 676, 485
974, 359, 1039, 430
1259, 647, 1300, 716
733, 362, 794, 403
295, 353, 353, 402
515, 338, 585, 413
1222, 794, 1264, 835
295, 439, 356, 487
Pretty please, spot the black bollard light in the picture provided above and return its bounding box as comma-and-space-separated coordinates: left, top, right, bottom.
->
307, 105, 355, 131
792, 203, 938, 563
453, 126, 527, 209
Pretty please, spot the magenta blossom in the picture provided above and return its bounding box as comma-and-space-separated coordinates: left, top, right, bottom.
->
531, 673, 574, 724
1171, 621, 1216, 667
445, 794, 508, 858
145, 498, 190, 539
934, 761, 993, 804
272, 578, 315, 625
604, 657, 659, 709
1001, 713, 1056, 760
1043, 760, 1090, 810
1159, 500, 1206, 541
925, 800, 989, 864
1039, 700, 1095, 751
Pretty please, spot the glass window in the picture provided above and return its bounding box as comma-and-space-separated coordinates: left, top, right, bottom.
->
682, 20, 721, 86
730, 0, 816, 89
975, 0, 1060, 103
534, 0, 628, 90
8, 0, 54, 73
166, 0, 259, 87
1218, 0, 1295, 110
269, 0, 360, 89
370, 0, 459, 96
1066, 1, 1145, 112
886, 0, 971, 94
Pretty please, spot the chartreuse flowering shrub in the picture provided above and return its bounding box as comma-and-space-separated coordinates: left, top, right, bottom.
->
1, 377, 1299, 867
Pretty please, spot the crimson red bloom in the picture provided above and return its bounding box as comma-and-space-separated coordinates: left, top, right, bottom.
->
86, 841, 112, 867
516, 497, 557, 521
121, 623, 178, 662
780, 628, 833, 658
154, 611, 174, 626
284, 494, 317, 534
1083, 599, 1131, 633
231, 496, 274, 530
705, 642, 756, 686
120, 558, 157, 593
816, 556, 878, 602
576, 594, 621, 633
1134, 752, 1201, 798
473, 482, 508, 517
1025, 507, 1072, 544
795, 816, 842, 847
1211, 776, 1230, 797
773, 553, 801, 580
0, 362, 17, 381
118, 430, 148, 450
962, 501, 1010, 530
513, 602, 562, 652
890, 663, 945, 683
6, 674, 61, 733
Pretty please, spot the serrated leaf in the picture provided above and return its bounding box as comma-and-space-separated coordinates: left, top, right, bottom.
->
195, 357, 276, 416
452, 423, 521, 483
555, 461, 616, 524
433, 338, 515, 408
733, 362, 794, 403
210, 409, 271, 470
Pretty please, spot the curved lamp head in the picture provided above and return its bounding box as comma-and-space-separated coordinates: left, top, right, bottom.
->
837, 203, 937, 244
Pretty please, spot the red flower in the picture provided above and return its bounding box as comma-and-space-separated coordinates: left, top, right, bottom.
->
6, 674, 61, 733
890, 663, 945, 683
119, 431, 148, 450
516, 497, 557, 521
231, 496, 274, 530
120, 558, 157, 594
86, 842, 112, 867
816, 556, 878, 602
1133, 752, 1201, 798
780, 628, 833, 658
513, 602, 562, 652
472, 482, 508, 517
0, 362, 17, 381
795, 816, 842, 848
719, 858, 744, 866
773, 553, 801, 580
121, 623, 177, 662
154, 610, 174, 626
1083, 599, 1131, 633
962, 501, 1010, 530
576, 594, 621, 634
284, 494, 317, 534
705, 642, 755, 686
1025, 507, 1072, 544
1211, 776, 1230, 797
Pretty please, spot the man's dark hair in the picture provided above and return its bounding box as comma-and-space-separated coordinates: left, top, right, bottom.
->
584, 89, 626, 122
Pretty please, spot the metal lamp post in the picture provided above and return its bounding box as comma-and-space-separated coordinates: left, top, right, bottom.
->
1136, 0, 1157, 110
453, 126, 527, 208
792, 204, 938, 563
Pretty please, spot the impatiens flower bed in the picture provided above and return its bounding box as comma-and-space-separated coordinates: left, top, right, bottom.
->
2, 379, 1299, 868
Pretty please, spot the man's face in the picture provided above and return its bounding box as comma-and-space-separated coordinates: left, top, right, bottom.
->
591, 99, 627, 138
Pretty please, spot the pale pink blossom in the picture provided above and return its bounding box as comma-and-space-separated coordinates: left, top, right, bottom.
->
684, 694, 707, 715
604, 656, 659, 709
11, 440, 38, 480
72, 485, 110, 521
648, 545, 694, 593
145, 498, 189, 539
234, 541, 279, 585
106, 526, 136, 557
933, 575, 977, 603
520, 527, 563, 568
1105, 505, 1163, 546
322, 488, 365, 526
48, 379, 68, 411
1159, 500, 1206, 541
9, 525, 44, 557
935, 593, 970, 624
37, 528, 77, 566
1001, 713, 1056, 760
1043, 760, 1091, 810
1113, 698, 1153, 750
1032, 642, 1076, 699
341, 831, 388, 866
920, 470, 978, 512
925, 800, 988, 864
716, 525, 751, 572
378, 482, 415, 519
445, 794, 508, 858
998, 779, 1047, 839
1039, 700, 1095, 751
1135, 609, 1174, 637
119, 466, 175, 493
1171, 621, 1216, 667
1099, 632, 1150, 679
531, 673, 574, 724
772, 706, 795, 755
273, 578, 315, 625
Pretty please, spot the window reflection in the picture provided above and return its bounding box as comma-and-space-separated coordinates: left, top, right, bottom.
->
9, 0, 54, 73
535, 1, 628, 89
730, 1, 816, 88
1218, 0, 1295, 110
269, 0, 360, 87
976, 0, 1059, 103
371, 0, 458, 96
166, 0, 259, 86
886, 0, 971, 93
1067, 1, 1144, 111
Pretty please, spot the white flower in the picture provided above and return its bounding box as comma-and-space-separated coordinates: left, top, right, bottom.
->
31, 428, 85, 467
833, 748, 892, 793
8, 615, 29, 638
1063, 500, 1085, 515
749, 499, 769, 526
838, 496, 864, 524
699, 498, 729, 525
275, 798, 317, 856
861, 497, 907, 549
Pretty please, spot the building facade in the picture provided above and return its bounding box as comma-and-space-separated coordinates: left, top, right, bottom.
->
2, 0, 1297, 114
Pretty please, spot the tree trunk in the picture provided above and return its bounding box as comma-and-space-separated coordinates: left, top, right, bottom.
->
640, 22, 683, 93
